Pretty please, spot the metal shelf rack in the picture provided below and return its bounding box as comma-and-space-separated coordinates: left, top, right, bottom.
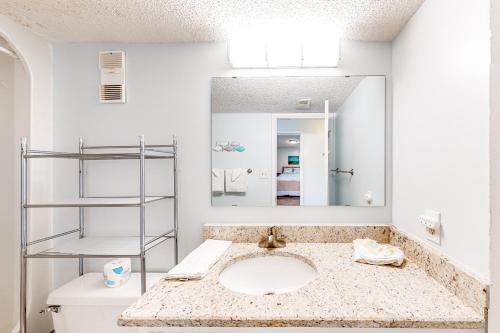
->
19, 135, 178, 333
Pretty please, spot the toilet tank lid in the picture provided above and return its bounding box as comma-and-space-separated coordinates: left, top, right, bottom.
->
47, 273, 165, 306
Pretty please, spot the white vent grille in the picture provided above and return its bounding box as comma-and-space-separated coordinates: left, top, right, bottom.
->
296, 98, 312, 110
100, 85, 123, 102
99, 51, 126, 103
100, 52, 123, 69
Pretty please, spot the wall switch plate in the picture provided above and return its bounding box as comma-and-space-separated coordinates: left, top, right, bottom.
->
418, 210, 441, 245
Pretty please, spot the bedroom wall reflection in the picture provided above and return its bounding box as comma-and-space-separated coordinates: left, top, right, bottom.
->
211, 76, 385, 207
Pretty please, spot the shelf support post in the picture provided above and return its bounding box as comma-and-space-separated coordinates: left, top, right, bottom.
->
78, 137, 85, 276
173, 135, 179, 265
139, 135, 146, 294
20, 138, 28, 333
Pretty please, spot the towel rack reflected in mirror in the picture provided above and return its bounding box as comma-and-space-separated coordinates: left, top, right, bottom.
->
331, 168, 354, 176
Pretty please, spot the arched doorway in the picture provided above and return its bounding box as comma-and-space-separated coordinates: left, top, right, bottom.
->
0, 35, 30, 333
0, 20, 53, 332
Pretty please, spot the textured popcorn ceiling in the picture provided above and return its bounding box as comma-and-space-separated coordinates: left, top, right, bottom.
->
0, 0, 424, 42
212, 76, 365, 114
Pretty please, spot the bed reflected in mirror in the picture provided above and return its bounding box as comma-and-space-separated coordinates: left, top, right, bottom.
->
276, 134, 301, 206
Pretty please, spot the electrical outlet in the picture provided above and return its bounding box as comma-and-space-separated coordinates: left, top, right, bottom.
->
258, 170, 269, 179
418, 210, 441, 244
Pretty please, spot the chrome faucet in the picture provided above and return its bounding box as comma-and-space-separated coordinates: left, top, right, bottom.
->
258, 226, 286, 249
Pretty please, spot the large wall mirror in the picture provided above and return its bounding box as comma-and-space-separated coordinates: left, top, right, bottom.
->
211, 76, 385, 207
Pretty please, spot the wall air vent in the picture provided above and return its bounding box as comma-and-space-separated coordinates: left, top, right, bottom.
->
296, 98, 312, 110
99, 51, 126, 103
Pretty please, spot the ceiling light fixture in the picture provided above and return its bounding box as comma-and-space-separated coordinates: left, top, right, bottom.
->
228, 29, 267, 68
229, 24, 339, 68
266, 26, 302, 67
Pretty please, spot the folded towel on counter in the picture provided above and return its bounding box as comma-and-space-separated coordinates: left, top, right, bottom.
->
225, 168, 248, 193
165, 239, 232, 280
211, 168, 224, 193
353, 238, 405, 267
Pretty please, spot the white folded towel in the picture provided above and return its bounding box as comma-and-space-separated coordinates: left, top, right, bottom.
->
353, 238, 405, 267
225, 168, 248, 193
211, 168, 224, 193
165, 239, 232, 280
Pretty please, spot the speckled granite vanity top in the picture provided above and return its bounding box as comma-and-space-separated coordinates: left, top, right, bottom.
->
119, 240, 485, 329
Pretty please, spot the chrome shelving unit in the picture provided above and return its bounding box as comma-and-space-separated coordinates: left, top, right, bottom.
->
19, 135, 178, 333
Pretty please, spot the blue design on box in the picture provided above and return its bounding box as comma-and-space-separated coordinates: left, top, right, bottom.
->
112, 266, 124, 274
105, 280, 116, 286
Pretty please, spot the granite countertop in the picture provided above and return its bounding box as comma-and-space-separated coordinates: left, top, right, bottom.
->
118, 243, 484, 329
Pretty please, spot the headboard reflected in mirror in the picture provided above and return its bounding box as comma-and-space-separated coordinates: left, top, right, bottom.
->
211, 76, 385, 207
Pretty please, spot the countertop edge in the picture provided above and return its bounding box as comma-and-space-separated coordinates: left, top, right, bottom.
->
117, 317, 485, 329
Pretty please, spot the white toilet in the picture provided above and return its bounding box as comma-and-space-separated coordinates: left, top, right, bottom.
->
47, 273, 163, 333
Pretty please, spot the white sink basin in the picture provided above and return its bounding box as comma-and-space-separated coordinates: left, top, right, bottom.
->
218, 255, 317, 295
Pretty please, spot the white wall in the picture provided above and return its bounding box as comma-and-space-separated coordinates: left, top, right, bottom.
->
278, 119, 326, 205
52, 40, 392, 284
334, 76, 385, 206
0, 52, 15, 333
0, 14, 53, 333
489, 0, 500, 330
212, 113, 273, 206
392, 0, 490, 278
277, 147, 300, 173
